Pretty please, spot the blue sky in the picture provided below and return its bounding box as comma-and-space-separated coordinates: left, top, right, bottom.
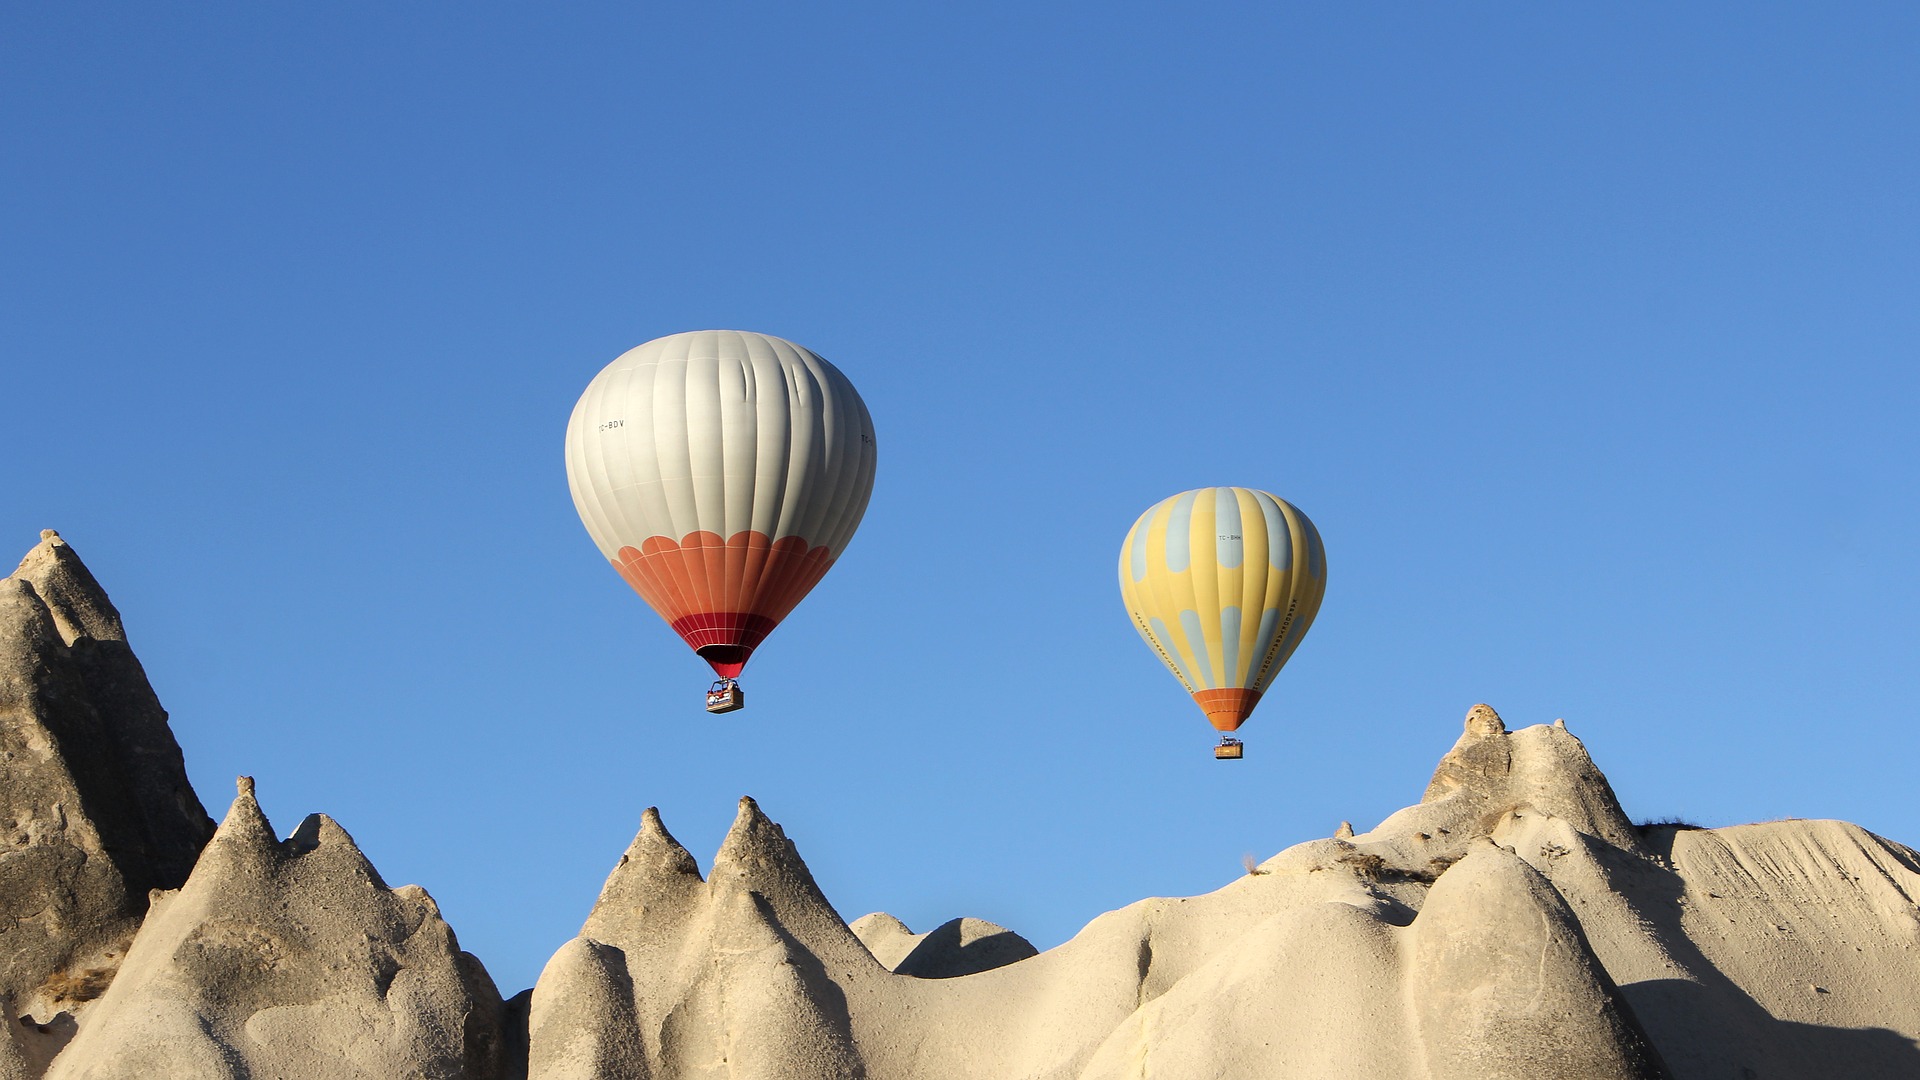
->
6, 3, 1917, 994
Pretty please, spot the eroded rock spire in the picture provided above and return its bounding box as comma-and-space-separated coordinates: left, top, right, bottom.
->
0, 531, 214, 1029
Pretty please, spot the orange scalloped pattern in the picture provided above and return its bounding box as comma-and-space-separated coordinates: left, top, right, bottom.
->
612, 531, 834, 676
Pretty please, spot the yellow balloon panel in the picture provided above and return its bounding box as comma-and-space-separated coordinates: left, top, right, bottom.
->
1118, 488, 1325, 731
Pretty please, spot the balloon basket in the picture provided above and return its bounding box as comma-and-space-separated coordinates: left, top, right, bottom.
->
705, 680, 745, 714
1214, 737, 1244, 760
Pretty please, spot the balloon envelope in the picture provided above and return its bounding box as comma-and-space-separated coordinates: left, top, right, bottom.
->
565, 330, 877, 677
1117, 488, 1326, 731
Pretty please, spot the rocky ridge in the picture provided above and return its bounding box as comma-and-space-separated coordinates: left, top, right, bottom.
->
6, 532, 1919, 1079
43, 776, 505, 1080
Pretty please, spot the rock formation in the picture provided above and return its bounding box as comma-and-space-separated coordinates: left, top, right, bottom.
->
848, 913, 1036, 978
529, 731, 1648, 1079
3, 534, 503, 1080
527, 801, 873, 1080
44, 778, 505, 1080
529, 704, 1920, 1080
8, 531, 1920, 1079
0, 532, 214, 1071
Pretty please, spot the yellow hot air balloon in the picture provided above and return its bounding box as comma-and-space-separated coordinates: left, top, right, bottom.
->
1118, 488, 1326, 758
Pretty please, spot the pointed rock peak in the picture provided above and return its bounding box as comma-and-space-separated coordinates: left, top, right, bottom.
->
715, 795, 794, 870
285, 813, 324, 855
205, 775, 278, 862
314, 813, 358, 848
1424, 706, 1515, 803
1335, 821, 1356, 839
595, 807, 701, 897
710, 797, 846, 928
579, 806, 705, 945
9, 530, 123, 646
628, 806, 701, 877
1464, 703, 1506, 737
264, 809, 387, 894
300, 814, 381, 875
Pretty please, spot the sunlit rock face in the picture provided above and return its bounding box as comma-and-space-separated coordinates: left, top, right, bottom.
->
528, 799, 872, 1080
2, 535, 504, 1080
0, 532, 214, 1068
43, 779, 507, 1080
525, 724, 1669, 1080
8, 532, 1920, 1080
529, 707, 1920, 1080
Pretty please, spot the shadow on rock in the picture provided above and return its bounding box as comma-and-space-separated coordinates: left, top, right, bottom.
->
895, 919, 1039, 979
1627, 979, 1920, 1080
1609, 826, 1920, 1080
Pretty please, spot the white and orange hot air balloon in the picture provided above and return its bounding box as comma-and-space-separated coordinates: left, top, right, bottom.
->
564, 330, 877, 712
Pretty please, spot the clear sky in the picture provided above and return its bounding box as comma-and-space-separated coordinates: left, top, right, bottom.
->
6, 3, 1918, 995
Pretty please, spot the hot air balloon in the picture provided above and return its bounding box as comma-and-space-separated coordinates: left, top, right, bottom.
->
1118, 488, 1325, 758
565, 330, 877, 713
